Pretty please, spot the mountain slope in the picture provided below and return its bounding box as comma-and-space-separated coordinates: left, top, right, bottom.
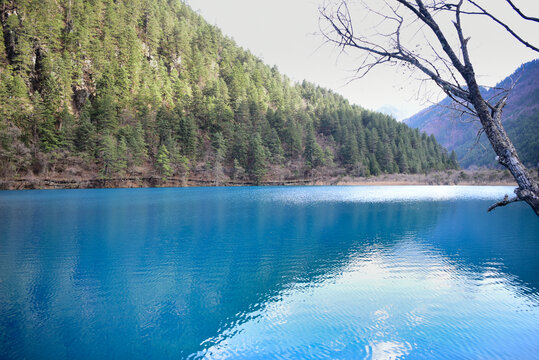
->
404, 60, 539, 168
0, 0, 456, 184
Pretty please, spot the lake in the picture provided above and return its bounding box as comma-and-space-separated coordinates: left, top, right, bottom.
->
0, 186, 538, 359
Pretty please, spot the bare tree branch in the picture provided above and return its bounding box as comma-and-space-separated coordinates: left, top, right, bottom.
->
428, 1, 539, 52
505, 0, 539, 23
398, 0, 467, 75
319, 0, 539, 215
320, 2, 471, 100
488, 194, 520, 212
466, 0, 539, 52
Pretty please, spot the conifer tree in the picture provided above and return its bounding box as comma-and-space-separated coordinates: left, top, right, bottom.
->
341, 131, 360, 167
128, 123, 148, 167
99, 134, 117, 177
178, 115, 197, 158
156, 144, 173, 180
116, 137, 128, 175
304, 124, 325, 168
248, 134, 266, 184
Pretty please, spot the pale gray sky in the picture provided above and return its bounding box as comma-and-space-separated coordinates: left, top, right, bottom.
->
186, 0, 538, 120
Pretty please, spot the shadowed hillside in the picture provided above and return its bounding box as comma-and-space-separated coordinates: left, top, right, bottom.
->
404, 60, 539, 168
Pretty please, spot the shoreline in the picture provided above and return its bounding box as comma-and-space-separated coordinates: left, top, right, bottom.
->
0, 175, 517, 190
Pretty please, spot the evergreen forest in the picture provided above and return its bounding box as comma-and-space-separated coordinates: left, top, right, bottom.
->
0, 0, 458, 184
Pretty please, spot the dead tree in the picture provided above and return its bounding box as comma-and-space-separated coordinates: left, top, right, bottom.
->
320, 0, 539, 215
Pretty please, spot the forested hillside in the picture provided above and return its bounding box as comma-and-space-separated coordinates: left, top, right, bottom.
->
0, 0, 456, 185
405, 60, 539, 169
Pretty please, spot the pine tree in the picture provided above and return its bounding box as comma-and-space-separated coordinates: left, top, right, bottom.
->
75, 105, 96, 154
396, 148, 409, 173
156, 106, 176, 144
93, 92, 118, 133
99, 134, 117, 177
377, 139, 394, 173
212, 132, 227, 184
248, 134, 266, 184
449, 150, 459, 169
232, 158, 245, 180
264, 127, 284, 164
116, 137, 128, 175
369, 153, 381, 176
178, 115, 197, 158
230, 125, 249, 168
284, 121, 302, 158
156, 144, 173, 180
127, 122, 148, 167
304, 124, 325, 168
341, 131, 360, 166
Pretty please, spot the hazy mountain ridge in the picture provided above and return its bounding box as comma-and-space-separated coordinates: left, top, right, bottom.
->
404, 60, 539, 168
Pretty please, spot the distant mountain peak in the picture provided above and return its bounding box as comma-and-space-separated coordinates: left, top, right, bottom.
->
376, 104, 416, 122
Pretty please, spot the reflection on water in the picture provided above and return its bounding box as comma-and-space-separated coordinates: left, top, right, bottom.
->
196, 237, 539, 359
0, 186, 538, 359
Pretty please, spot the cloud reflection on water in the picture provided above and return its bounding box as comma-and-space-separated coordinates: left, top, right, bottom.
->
193, 235, 539, 359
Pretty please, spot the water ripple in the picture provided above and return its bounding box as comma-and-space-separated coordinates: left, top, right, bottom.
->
0, 187, 537, 359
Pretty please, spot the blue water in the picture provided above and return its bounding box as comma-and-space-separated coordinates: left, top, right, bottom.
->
0, 186, 538, 359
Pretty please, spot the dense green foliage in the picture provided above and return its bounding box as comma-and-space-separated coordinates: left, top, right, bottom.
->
0, 0, 456, 181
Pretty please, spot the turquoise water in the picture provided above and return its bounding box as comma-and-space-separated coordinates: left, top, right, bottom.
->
0, 186, 538, 359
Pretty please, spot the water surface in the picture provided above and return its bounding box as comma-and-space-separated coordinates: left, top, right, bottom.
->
0, 186, 538, 359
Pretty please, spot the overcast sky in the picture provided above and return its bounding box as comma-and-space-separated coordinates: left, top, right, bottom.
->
186, 0, 538, 120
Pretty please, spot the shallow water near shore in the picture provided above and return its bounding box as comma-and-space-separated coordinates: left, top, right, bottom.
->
1, 186, 538, 359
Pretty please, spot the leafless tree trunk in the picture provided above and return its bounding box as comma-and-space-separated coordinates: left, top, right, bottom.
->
320, 0, 539, 215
